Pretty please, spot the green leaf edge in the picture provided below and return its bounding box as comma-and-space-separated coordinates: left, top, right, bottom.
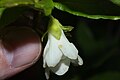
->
54, 2, 120, 20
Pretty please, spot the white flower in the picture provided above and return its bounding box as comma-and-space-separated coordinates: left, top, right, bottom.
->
43, 16, 83, 79
43, 28, 83, 79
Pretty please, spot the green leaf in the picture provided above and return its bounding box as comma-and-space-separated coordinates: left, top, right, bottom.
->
88, 71, 120, 80
0, 0, 34, 7
110, 0, 120, 6
61, 26, 73, 32
54, 0, 120, 20
35, 0, 54, 16
0, 6, 32, 28
0, 8, 5, 17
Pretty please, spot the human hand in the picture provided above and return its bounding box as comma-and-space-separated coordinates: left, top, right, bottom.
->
0, 27, 41, 80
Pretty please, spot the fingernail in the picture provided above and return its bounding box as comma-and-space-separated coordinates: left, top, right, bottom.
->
2, 27, 41, 68
11, 42, 41, 68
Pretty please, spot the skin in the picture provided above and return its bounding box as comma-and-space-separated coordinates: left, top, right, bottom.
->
0, 27, 42, 80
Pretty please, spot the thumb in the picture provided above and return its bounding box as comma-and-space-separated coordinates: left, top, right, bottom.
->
0, 27, 42, 80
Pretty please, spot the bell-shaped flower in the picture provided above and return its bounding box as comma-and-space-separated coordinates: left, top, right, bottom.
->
43, 16, 83, 79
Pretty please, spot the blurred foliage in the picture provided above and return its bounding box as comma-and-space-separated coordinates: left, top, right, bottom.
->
0, 0, 119, 80
110, 0, 120, 6
88, 71, 120, 80
0, 8, 5, 17
0, 0, 34, 7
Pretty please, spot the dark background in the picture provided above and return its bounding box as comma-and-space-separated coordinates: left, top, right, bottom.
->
6, 7, 120, 80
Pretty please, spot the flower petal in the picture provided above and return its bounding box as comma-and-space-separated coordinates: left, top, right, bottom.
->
58, 31, 78, 59
45, 67, 50, 80
50, 57, 70, 75
44, 33, 62, 67
71, 55, 83, 66
78, 55, 83, 65
43, 39, 50, 68
59, 43, 78, 59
